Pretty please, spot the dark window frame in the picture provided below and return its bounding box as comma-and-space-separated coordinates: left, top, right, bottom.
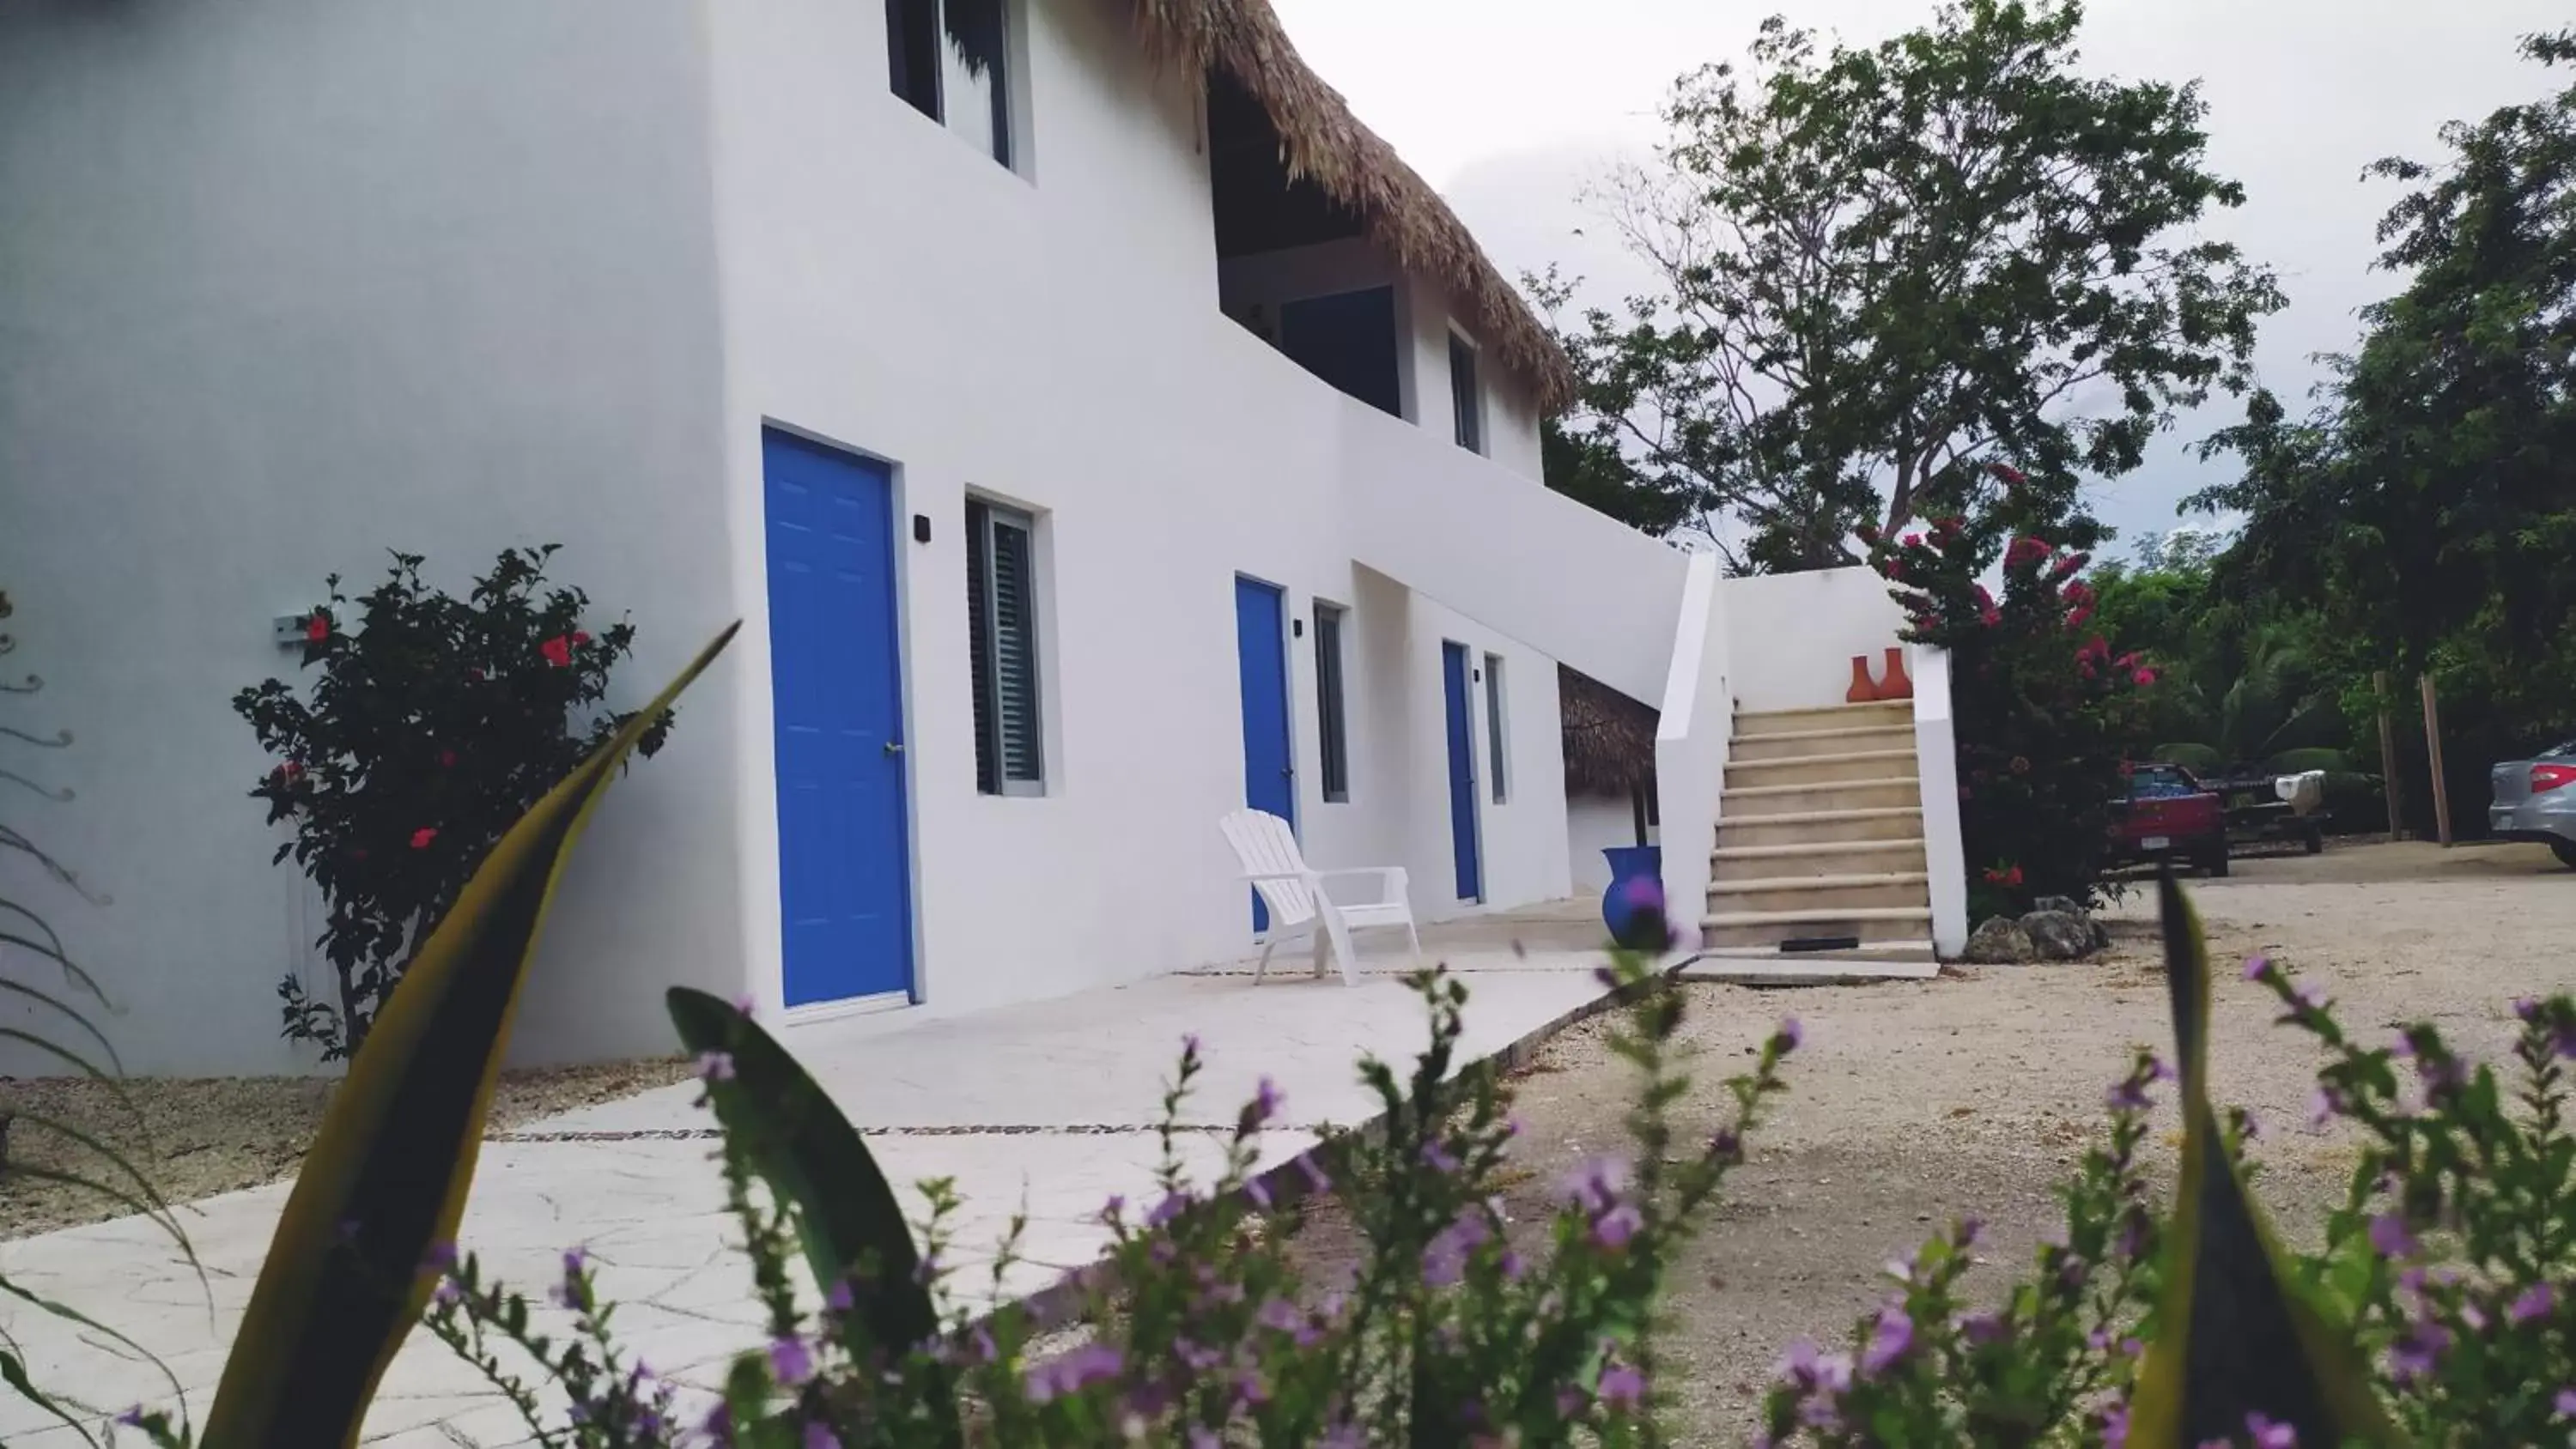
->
1315, 603, 1351, 803
966, 498, 1044, 796
885, 0, 1015, 170
1483, 652, 1509, 803
1449, 330, 1484, 453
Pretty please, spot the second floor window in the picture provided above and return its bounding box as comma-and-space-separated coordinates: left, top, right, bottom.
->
1449, 331, 1484, 453
887, 0, 1013, 169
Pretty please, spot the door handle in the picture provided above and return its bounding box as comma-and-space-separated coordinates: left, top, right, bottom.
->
884, 741, 905, 756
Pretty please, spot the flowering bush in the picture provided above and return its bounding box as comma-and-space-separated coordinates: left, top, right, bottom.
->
1762, 953, 2576, 1446
1866, 497, 2157, 912
233, 548, 670, 1058
217, 960, 1793, 1447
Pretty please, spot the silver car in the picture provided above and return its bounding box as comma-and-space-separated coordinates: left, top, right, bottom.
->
2490, 742, 2576, 868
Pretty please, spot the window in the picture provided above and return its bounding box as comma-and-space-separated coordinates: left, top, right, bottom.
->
966, 500, 1043, 795
1449, 331, 1484, 453
886, 0, 1013, 168
1315, 604, 1351, 803
1483, 652, 1509, 803
1278, 288, 1404, 418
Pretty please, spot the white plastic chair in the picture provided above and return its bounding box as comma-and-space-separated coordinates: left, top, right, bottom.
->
1219, 809, 1423, 985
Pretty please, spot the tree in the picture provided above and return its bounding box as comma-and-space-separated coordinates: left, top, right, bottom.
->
1542, 0, 2283, 571
2194, 28, 2576, 742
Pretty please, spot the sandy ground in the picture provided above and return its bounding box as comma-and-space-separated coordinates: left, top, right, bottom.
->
1285, 839, 2576, 1443
0, 1056, 696, 1238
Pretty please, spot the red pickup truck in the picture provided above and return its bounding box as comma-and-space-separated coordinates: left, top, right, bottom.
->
2106, 762, 2231, 877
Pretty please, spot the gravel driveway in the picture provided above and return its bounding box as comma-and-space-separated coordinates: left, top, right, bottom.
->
1285, 840, 2576, 1442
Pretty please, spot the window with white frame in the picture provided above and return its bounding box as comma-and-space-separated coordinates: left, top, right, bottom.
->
1449, 330, 1485, 454
966, 499, 1044, 795
886, 0, 1015, 168
1483, 652, 1509, 803
1315, 603, 1351, 803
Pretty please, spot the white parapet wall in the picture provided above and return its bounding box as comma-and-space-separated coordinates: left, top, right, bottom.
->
1910, 644, 1969, 957
1652, 553, 1730, 950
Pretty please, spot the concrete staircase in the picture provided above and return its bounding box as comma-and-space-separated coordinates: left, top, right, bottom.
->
1692, 699, 1938, 978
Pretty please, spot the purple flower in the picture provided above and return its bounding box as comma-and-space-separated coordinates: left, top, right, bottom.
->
1182, 1032, 1203, 1058
1245, 1076, 1284, 1127
1188, 1429, 1222, 1449
431, 1277, 462, 1308
1100, 1193, 1127, 1223
731, 993, 757, 1017
1245, 1176, 1273, 1210
2558, 1387, 2576, 1417
2148, 1055, 2176, 1083
2245, 1412, 2296, 1448
803, 1424, 842, 1449
420, 1240, 458, 1272
1956, 1311, 2009, 1346
1025, 1343, 1122, 1404
1297, 1152, 1332, 1194
769, 1335, 815, 1387
2106, 1077, 2152, 1112
2512, 1282, 2555, 1326
1255, 1296, 1303, 1334
1955, 1216, 1984, 1249
1709, 1126, 1744, 1164
1420, 1140, 1461, 1173
1776, 1017, 1805, 1052
1559, 1155, 1631, 1213
2368, 1212, 2420, 1260
1861, 1304, 1915, 1375
2242, 955, 2272, 981
2309, 1086, 2346, 1129
115, 1408, 146, 1428
2388, 1318, 2452, 1381
2517, 996, 2543, 1022
2101, 1402, 2130, 1449
696, 1051, 736, 1084
1597, 1363, 1647, 1412
1591, 1202, 1644, 1250
1147, 1191, 1190, 1228
826, 1277, 854, 1313
2290, 979, 2326, 1012
1777, 1338, 1852, 1395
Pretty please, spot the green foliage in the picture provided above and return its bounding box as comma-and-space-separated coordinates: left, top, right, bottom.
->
402, 960, 1796, 1446
2192, 27, 2576, 761
1871, 512, 2156, 910
1535, 0, 2281, 569
234, 548, 674, 1058
2151, 743, 2223, 774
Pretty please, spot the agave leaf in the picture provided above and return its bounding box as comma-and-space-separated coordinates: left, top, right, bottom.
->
198, 625, 736, 1449
665, 987, 958, 1445
2127, 870, 2404, 1449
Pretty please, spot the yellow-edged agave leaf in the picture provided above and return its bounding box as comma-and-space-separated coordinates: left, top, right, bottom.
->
2128, 870, 2403, 1449
199, 625, 735, 1449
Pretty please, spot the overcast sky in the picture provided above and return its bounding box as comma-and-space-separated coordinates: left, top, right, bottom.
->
1268, 0, 2567, 553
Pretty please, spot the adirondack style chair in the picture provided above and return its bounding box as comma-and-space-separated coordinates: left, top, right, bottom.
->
1218, 809, 1423, 985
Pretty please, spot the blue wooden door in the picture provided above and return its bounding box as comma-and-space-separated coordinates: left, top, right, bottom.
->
762, 428, 915, 1008
1235, 577, 1295, 931
1442, 641, 1484, 902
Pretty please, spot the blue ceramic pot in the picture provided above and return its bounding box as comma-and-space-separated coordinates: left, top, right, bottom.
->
1601, 845, 1663, 936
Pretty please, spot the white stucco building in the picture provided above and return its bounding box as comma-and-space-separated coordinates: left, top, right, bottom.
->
0, 0, 1966, 1076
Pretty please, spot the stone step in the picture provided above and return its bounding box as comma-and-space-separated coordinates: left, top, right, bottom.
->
1729, 724, 1918, 764
1699, 905, 1934, 951
1717, 806, 1926, 849
1722, 777, 1922, 818
1727, 749, 1921, 788
1706, 871, 1931, 916
1678, 943, 1939, 982
1735, 699, 1913, 738
1712, 837, 1929, 882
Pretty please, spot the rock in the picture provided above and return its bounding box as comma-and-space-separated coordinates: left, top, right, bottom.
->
2090, 918, 2112, 949
2021, 910, 2096, 961
1963, 916, 2036, 965
2032, 895, 2085, 918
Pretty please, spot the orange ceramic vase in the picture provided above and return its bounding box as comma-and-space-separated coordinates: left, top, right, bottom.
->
1878, 646, 1915, 701
1846, 655, 1874, 704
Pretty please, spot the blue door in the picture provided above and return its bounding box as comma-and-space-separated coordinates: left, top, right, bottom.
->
1235, 577, 1296, 931
762, 428, 914, 1008
1441, 641, 1484, 902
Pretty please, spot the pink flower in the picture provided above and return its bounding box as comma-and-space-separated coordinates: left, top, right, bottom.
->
571, 630, 592, 647
2132, 667, 2158, 687
2005, 536, 2052, 567
410, 828, 438, 850
1988, 462, 2027, 486
305, 611, 331, 643
2066, 603, 2095, 630
539, 635, 573, 668
439, 749, 458, 767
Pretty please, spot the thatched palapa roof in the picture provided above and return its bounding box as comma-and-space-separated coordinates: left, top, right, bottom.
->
1559, 665, 1658, 797
1128, 0, 1577, 411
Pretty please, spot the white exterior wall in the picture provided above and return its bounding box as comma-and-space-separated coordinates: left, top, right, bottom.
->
0, 1, 742, 1074
7, 0, 1941, 1074
1723, 567, 1913, 712
702, 0, 1577, 1036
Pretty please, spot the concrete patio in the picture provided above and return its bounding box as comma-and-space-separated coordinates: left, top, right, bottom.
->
0, 900, 1633, 1446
